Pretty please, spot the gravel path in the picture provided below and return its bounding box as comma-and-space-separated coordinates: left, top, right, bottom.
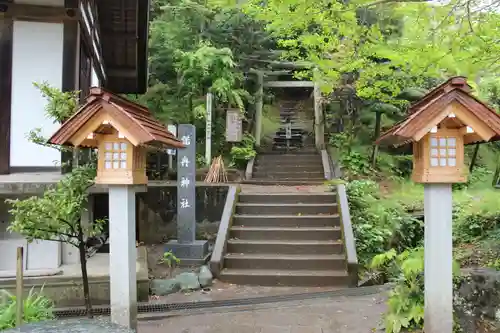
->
139, 293, 387, 333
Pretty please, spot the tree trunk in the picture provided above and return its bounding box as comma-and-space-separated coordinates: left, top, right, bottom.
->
469, 144, 480, 173
371, 111, 382, 167
78, 238, 93, 318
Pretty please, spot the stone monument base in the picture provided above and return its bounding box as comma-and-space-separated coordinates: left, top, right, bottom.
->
165, 240, 210, 266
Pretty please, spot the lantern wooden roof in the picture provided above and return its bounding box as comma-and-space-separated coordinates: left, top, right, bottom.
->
49, 87, 184, 149
376, 77, 500, 146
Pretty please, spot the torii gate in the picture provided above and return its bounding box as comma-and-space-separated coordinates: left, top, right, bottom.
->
250, 68, 325, 149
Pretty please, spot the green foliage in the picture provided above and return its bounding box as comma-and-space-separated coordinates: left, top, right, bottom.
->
0, 287, 54, 330
176, 41, 250, 110
453, 189, 500, 244
34, 82, 79, 122
371, 248, 461, 333
6, 165, 103, 248
161, 251, 181, 267
346, 180, 423, 265
160, 251, 181, 278
145, 0, 275, 160
374, 248, 425, 333
27, 83, 79, 153
242, 0, 500, 103
229, 133, 257, 169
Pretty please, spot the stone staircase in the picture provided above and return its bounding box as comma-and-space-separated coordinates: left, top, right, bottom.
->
218, 191, 350, 286
246, 150, 326, 185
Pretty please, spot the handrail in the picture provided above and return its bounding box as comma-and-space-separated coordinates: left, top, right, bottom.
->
245, 157, 255, 180
209, 185, 240, 277
337, 183, 358, 287
320, 149, 332, 180
327, 146, 343, 179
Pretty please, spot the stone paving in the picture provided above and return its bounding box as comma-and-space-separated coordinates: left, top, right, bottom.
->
139, 293, 387, 333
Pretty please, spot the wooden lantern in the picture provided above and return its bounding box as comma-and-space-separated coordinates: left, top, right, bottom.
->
48, 88, 184, 185
93, 131, 148, 185
377, 77, 500, 184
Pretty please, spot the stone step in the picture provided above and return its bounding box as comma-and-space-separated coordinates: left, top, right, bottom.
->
226, 239, 343, 255
253, 165, 324, 173
235, 203, 338, 215
219, 268, 350, 286
256, 157, 323, 166
233, 214, 341, 227
275, 130, 304, 136
230, 226, 342, 241
223, 253, 346, 271
238, 193, 336, 204
258, 153, 320, 159
268, 148, 318, 155
241, 179, 326, 185
257, 155, 322, 164
253, 171, 325, 179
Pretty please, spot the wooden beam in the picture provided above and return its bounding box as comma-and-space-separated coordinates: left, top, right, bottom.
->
61, 0, 79, 174
2, 3, 78, 23
107, 68, 137, 78
264, 81, 314, 88
0, 16, 12, 175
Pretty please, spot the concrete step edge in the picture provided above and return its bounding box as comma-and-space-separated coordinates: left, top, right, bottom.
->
220, 269, 349, 277
238, 193, 335, 197
230, 226, 340, 231
227, 239, 342, 245
236, 203, 337, 207
234, 214, 339, 219
224, 253, 345, 260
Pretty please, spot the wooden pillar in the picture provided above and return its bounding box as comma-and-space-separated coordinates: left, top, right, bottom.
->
254, 71, 264, 147
61, 0, 79, 174
0, 16, 13, 175
314, 82, 324, 149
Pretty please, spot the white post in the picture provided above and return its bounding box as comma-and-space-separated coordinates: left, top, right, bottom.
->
205, 93, 213, 167
255, 71, 264, 147
424, 183, 453, 333
313, 81, 324, 149
167, 124, 177, 173
109, 185, 137, 330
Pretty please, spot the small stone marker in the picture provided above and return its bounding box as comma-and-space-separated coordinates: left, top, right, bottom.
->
165, 124, 209, 265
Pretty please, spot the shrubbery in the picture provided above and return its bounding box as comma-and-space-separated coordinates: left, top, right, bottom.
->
346, 180, 423, 266
0, 288, 54, 330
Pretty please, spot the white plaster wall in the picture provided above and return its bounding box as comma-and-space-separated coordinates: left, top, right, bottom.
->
91, 66, 100, 87
10, 21, 63, 168
0, 197, 60, 271
0, 199, 27, 270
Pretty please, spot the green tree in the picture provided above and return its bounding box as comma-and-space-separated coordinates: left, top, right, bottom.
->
7, 165, 102, 318
6, 83, 100, 317
142, 0, 276, 165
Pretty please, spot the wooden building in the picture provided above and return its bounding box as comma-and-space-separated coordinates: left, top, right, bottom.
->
0, 0, 149, 174
0, 0, 150, 274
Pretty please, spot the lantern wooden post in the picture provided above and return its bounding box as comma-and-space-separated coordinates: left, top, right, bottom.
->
424, 183, 453, 333
48, 88, 183, 330
108, 184, 139, 329
376, 77, 500, 333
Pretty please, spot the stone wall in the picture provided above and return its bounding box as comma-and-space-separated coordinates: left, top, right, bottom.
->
454, 268, 500, 333
93, 186, 228, 245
